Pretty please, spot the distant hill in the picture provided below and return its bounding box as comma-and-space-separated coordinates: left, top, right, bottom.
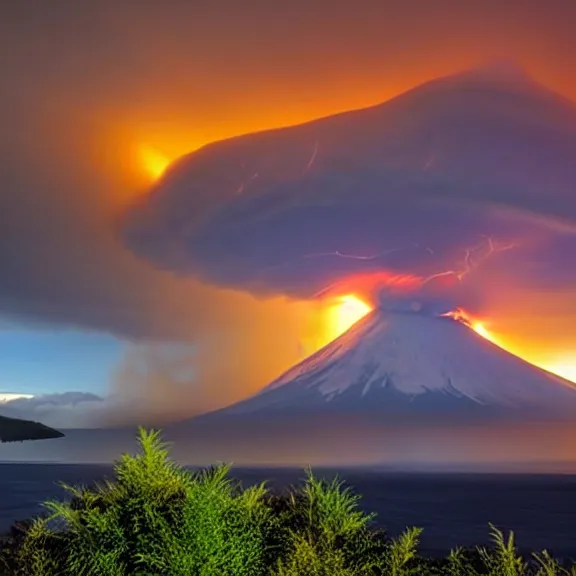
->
0, 414, 64, 443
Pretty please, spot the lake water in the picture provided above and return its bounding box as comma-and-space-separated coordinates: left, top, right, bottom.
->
1, 463, 576, 557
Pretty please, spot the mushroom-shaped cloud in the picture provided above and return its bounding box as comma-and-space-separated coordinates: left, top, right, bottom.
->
123, 64, 576, 306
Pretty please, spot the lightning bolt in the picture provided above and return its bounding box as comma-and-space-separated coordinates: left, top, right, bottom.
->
459, 236, 517, 278
422, 236, 518, 285
303, 140, 319, 174
302, 246, 410, 261
312, 281, 343, 299
254, 244, 422, 288
235, 168, 259, 195
251, 235, 518, 303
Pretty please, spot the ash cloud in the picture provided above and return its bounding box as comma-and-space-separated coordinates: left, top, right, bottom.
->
125, 67, 576, 315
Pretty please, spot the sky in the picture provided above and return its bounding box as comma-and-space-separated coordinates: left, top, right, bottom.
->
1, 0, 576, 428
0, 322, 120, 396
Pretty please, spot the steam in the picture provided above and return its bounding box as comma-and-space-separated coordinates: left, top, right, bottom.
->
104, 287, 336, 426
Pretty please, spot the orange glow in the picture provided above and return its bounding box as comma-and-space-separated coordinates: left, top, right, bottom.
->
442, 308, 501, 345
466, 321, 576, 384
124, 132, 206, 191
472, 322, 494, 341
315, 271, 424, 300
542, 361, 576, 384
137, 144, 172, 181
300, 294, 374, 357
328, 294, 373, 339
443, 309, 576, 384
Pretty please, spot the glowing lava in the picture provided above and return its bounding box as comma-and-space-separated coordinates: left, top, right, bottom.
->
471, 321, 491, 340
441, 308, 500, 345
327, 298, 497, 348
329, 294, 372, 338
138, 144, 171, 181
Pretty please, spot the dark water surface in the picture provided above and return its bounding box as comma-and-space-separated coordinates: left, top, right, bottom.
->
1, 463, 576, 557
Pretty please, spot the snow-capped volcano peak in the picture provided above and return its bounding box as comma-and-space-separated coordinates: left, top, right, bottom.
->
213, 306, 576, 419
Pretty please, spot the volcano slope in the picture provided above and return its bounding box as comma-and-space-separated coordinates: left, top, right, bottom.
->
161, 303, 576, 467
207, 309, 576, 420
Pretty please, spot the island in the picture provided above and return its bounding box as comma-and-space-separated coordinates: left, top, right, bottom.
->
0, 414, 65, 443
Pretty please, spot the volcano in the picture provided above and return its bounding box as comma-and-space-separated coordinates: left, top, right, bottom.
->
161, 302, 576, 467
152, 301, 576, 467
205, 300, 576, 422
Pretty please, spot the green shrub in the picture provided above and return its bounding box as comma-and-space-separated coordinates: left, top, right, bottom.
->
6, 517, 66, 576
270, 470, 386, 576
1, 427, 575, 576
8, 428, 272, 576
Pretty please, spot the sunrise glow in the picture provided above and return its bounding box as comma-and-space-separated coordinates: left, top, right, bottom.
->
469, 320, 503, 347
329, 294, 372, 339
442, 308, 502, 346
467, 317, 576, 384
472, 322, 492, 340
138, 144, 172, 181
542, 362, 576, 384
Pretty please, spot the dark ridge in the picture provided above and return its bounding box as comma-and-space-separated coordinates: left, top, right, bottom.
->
0, 415, 65, 443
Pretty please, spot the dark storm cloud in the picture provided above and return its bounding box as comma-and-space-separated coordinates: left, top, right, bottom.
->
124, 67, 576, 310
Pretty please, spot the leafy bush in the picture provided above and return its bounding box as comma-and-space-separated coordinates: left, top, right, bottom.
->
1, 427, 575, 576
269, 470, 387, 576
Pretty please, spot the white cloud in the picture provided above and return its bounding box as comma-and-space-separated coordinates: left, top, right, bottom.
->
0, 392, 34, 403
0, 392, 107, 428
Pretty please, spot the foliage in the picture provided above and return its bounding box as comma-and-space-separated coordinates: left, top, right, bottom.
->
269, 469, 386, 576
0, 427, 575, 576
